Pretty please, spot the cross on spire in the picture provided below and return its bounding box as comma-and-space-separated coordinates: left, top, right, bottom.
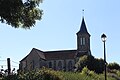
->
82, 9, 84, 17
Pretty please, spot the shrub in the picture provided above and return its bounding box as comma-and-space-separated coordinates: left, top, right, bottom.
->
81, 67, 90, 75
2, 74, 18, 80
117, 70, 120, 77
108, 62, 120, 70
2, 68, 63, 80
75, 55, 104, 73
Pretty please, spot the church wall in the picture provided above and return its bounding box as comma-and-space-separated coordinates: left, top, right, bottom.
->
20, 55, 75, 72
27, 51, 41, 70
66, 59, 75, 71
39, 58, 47, 68
46, 60, 54, 68
20, 50, 45, 72
46, 60, 64, 70
46, 59, 75, 71
56, 60, 64, 70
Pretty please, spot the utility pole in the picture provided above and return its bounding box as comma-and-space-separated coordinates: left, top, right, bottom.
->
7, 58, 11, 75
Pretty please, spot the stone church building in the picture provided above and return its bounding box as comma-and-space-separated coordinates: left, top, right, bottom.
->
19, 17, 91, 72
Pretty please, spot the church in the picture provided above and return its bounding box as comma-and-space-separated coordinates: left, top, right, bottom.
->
19, 17, 91, 72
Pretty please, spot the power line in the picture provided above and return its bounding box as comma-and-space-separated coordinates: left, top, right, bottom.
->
0, 65, 7, 66
0, 60, 6, 62
11, 65, 18, 68
11, 61, 19, 64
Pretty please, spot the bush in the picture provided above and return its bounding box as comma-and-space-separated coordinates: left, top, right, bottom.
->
108, 62, 120, 70
116, 70, 120, 77
75, 55, 105, 73
81, 67, 90, 75
2, 68, 63, 80
2, 68, 117, 80
2, 74, 18, 80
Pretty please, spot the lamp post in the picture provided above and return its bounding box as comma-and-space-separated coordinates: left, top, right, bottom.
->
101, 33, 107, 80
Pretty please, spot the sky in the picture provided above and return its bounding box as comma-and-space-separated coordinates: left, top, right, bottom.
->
0, 0, 120, 71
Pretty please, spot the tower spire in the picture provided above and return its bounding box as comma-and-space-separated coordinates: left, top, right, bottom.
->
77, 17, 90, 35
77, 9, 90, 35
76, 13, 91, 56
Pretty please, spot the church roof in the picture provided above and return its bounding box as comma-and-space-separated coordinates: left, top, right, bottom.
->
20, 48, 46, 62
44, 50, 77, 60
20, 48, 77, 62
20, 48, 90, 62
35, 48, 46, 60
77, 17, 90, 35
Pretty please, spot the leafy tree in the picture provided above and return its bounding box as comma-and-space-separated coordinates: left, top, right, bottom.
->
75, 55, 105, 73
0, 0, 43, 29
108, 62, 120, 70
94, 58, 104, 73
75, 55, 94, 71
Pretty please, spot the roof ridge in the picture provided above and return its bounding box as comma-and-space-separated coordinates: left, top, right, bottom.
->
33, 48, 46, 60
44, 49, 77, 53
33, 48, 43, 52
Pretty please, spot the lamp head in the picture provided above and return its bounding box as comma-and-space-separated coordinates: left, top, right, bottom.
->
101, 33, 107, 42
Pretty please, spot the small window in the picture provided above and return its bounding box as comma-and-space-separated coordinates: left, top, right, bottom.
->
49, 62, 52, 68
68, 61, 73, 71
53, 61, 56, 70
80, 38, 83, 45
32, 60, 34, 69
30, 60, 34, 70
39, 59, 46, 68
80, 37, 85, 45
83, 38, 85, 45
58, 61, 62, 70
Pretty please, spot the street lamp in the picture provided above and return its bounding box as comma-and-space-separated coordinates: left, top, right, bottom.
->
101, 33, 107, 80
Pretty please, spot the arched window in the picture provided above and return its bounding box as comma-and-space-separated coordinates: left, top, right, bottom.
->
53, 61, 56, 70
58, 61, 62, 70
30, 60, 34, 70
83, 37, 85, 45
80, 38, 83, 45
80, 37, 86, 45
68, 61, 73, 71
39, 59, 46, 68
49, 62, 52, 68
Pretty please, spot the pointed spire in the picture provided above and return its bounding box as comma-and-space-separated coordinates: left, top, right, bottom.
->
79, 17, 88, 33
77, 10, 90, 35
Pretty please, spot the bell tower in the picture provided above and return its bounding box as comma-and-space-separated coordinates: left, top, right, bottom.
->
76, 17, 91, 55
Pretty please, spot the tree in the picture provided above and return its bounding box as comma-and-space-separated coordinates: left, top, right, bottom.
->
108, 62, 120, 70
75, 55, 95, 72
0, 0, 43, 29
75, 55, 105, 73
94, 58, 104, 73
